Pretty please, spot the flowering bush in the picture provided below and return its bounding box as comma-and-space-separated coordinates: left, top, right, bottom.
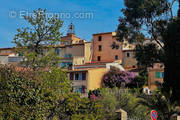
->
102, 67, 136, 88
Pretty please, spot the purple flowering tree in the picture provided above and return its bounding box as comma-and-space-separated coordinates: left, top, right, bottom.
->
102, 67, 136, 88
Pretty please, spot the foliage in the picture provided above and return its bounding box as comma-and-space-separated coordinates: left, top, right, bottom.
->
55, 93, 104, 120
117, 0, 173, 43
0, 65, 70, 120
116, 0, 177, 67
99, 87, 150, 120
88, 89, 102, 100
102, 67, 136, 88
135, 43, 164, 68
13, 8, 63, 69
138, 89, 180, 120
117, 0, 180, 101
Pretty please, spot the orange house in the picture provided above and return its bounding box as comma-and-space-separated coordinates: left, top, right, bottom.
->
92, 32, 122, 63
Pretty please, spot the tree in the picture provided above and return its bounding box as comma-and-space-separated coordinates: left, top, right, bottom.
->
13, 8, 62, 69
0, 65, 71, 119
135, 43, 164, 68
55, 93, 104, 120
117, 0, 180, 101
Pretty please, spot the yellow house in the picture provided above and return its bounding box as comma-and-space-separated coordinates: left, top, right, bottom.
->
67, 67, 107, 97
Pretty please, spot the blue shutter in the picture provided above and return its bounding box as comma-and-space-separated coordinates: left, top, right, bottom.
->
161, 72, 164, 78
65, 54, 69, 58
79, 87, 82, 93
79, 73, 82, 80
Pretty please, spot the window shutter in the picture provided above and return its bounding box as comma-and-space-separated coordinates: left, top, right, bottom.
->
70, 73, 74, 80
161, 72, 164, 78
82, 86, 86, 93
79, 73, 82, 80
82, 72, 86, 80
155, 72, 160, 78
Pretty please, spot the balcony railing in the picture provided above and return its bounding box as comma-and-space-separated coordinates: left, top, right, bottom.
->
8, 57, 22, 63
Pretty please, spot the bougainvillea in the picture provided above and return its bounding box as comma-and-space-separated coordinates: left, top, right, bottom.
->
102, 67, 136, 88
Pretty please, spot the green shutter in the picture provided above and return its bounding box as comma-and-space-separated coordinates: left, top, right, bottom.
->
155, 72, 160, 78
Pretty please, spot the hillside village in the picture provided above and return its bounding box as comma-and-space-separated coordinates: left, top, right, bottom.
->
0, 23, 164, 97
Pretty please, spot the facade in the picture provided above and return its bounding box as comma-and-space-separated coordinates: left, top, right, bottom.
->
56, 33, 92, 68
92, 32, 122, 63
67, 67, 107, 97
0, 48, 22, 65
122, 50, 137, 68
148, 63, 164, 91
0, 33, 92, 67
121, 39, 137, 68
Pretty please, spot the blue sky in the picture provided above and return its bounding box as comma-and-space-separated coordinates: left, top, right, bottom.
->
0, 0, 178, 48
0, 0, 124, 48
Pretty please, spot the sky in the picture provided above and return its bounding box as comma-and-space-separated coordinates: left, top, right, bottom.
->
0, 0, 125, 48
0, 0, 178, 48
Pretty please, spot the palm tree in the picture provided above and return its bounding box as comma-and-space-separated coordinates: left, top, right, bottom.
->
137, 90, 180, 120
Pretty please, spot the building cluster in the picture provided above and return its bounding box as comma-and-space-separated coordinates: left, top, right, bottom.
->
0, 23, 164, 96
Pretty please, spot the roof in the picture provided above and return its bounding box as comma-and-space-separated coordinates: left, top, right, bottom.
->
66, 67, 106, 73
93, 32, 114, 36
85, 61, 114, 64
54, 42, 91, 48
0, 53, 15, 56
0, 47, 14, 50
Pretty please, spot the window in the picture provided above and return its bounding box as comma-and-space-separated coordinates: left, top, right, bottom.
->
64, 41, 68, 45
65, 54, 72, 58
98, 36, 102, 41
65, 54, 69, 58
156, 72, 164, 78
75, 73, 79, 80
74, 73, 82, 80
116, 45, 119, 49
155, 72, 160, 78
127, 52, 130, 57
79, 73, 82, 80
73, 86, 86, 94
82, 86, 86, 93
82, 72, 86, 80
70, 73, 74, 80
97, 56, 101, 61
55, 48, 60, 54
69, 54, 72, 58
98, 45, 102, 51
115, 55, 118, 60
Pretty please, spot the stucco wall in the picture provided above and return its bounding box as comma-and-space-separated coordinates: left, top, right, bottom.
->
122, 50, 137, 68
92, 32, 122, 62
0, 56, 8, 64
87, 68, 107, 90
84, 42, 92, 63
148, 69, 164, 91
